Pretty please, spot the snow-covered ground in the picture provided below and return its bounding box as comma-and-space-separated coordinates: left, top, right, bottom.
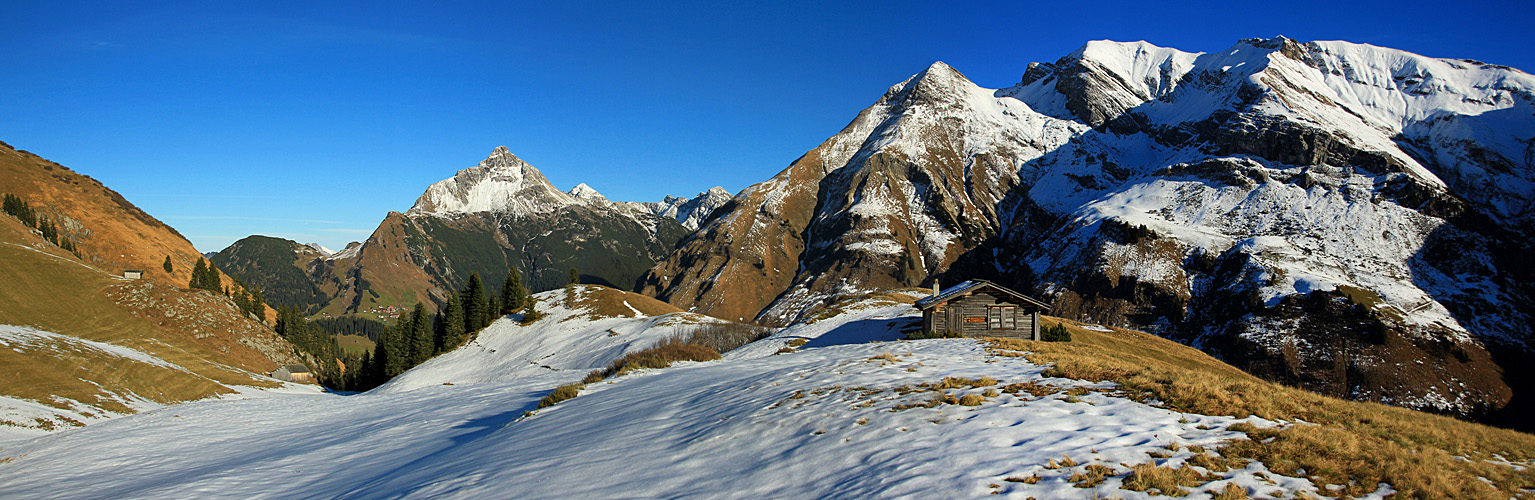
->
0, 295, 1376, 499
379, 286, 726, 392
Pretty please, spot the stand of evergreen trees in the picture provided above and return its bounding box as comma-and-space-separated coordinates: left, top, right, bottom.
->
189, 257, 223, 293
293, 270, 531, 392
4, 193, 80, 257
310, 316, 388, 342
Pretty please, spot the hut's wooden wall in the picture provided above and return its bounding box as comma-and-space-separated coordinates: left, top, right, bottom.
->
923, 289, 1039, 339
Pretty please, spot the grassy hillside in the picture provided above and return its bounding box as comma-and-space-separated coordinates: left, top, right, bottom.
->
0, 217, 300, 431
990, 318, 1535, 499
0, 141, 229, 291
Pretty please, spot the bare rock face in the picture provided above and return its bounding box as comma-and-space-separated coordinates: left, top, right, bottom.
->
642, 38, 1535, 428
300, 149, 692, 317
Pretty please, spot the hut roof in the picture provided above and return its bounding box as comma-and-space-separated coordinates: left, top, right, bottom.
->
281, 364, 311, 374
914, 280, 1049, 310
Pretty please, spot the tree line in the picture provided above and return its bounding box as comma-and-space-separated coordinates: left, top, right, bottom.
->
288, 267, 530, 392
186, 256, 269, 322
4, 193, 81, 257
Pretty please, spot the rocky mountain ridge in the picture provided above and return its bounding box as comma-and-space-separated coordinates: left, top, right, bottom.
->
639, 37, 1535, 426
228, 148, 723, 317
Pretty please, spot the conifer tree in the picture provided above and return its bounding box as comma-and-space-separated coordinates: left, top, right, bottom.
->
408, 304, 432, 365
3, 194, 36, 227
500, 267, 525, 314
191, 258, 208, 290
37, 216, 57, 245
370, 325, 392, 383
568, 267, 580, 286
251, 289, 267, 324
163, 256, 173, 273
522, 297, 541, 323
381, 324, 407, 378
437, 295, 464, 353
207, 263, 222, 293
461, 272, 489, 333
234, 289, 250, 316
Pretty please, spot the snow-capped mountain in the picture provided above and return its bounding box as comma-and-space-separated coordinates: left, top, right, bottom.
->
408, 146, 579, 216
408, 146, 733, 231
295, 148, 693, 316
641, 37, 1535, 424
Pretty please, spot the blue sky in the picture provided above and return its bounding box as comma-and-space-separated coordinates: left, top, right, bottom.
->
4, 1, 1531, 253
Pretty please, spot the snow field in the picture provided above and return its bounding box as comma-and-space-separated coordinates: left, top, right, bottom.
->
0, 296, 1367, 499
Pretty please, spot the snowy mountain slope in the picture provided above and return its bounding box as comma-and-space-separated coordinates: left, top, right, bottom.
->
0, 299, 1354, 500
634, 186, 735, 230
379, 285, 728, 392
407, 146, 578, 216
640, 37, 1535, 424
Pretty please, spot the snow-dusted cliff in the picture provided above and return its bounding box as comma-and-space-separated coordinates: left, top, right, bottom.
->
642, 37, 1535, 420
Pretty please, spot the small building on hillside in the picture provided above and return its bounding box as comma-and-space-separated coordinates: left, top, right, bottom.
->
123, 270, 143, 280
915, 280, 1049, 339
272, 364, 314, 384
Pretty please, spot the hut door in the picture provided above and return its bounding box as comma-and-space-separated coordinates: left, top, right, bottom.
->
946, 306, 961, 334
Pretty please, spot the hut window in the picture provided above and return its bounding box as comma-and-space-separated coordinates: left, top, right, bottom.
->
988, 306, 1016, 330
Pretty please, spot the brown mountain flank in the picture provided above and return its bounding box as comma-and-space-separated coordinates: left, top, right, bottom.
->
0, 142, 301, 431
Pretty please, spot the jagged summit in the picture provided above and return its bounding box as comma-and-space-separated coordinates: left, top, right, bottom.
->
639, 186, 734, 230
408, 147, 575, 216
641, 37, 1535, 421
568, 183, 607, 202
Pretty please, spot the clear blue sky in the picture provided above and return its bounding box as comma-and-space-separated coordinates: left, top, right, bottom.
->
4, 1, 1531, 253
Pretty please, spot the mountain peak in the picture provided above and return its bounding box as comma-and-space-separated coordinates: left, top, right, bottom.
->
479, 146, 528, 171
406, 148, 573, 216
569, 183, 607, 202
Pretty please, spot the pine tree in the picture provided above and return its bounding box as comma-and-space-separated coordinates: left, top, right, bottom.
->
522, 297, 541, 323
251, 289, 267, 324
500, 267, 525, 314
408, 304, 432, 365
163, 256, 173, 273
461, 272, 490, 333
568, 267, 580, 286
191, 258, 208, 290
3, 194, 36, 228
381, 323, 407, 378
37, 216, 57, 245
234, 289, 250, 316
437, 295, 464, 353
207, 262, 222, 293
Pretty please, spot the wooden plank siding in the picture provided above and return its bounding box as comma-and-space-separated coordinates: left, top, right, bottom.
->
921, 288, 1041, 340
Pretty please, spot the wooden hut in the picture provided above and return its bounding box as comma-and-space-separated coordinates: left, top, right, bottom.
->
914, 280, 1049, 339
272, 364, 315, 384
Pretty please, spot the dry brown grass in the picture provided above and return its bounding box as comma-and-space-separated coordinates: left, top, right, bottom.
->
0, 220, 298, 429
1206, 482, 1250, 500
596, 338, 722, 380
985, 318, 1535, 499
537, 383, 582, 408
1070, 463, 1115, 488
1121, 463, 1218, 496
